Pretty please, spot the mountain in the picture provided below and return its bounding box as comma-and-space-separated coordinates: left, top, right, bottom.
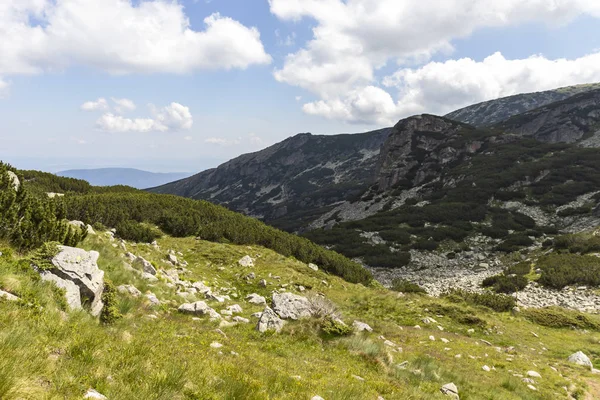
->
57, 168, 191, 189
150, 128, 392, 231
445, 82, 600, 127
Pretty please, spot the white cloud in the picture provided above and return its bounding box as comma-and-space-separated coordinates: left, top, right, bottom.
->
0, 78, 10, 98
111, 98, 136, 113
205, 137, 242, 146
81, 98, 109, 111
269, 0, 600, 123
249, 133, 263, 145
95, 102, 193, 133
0, 1, 271, 83
184, 136, 193, 141
304, 51, 600, 125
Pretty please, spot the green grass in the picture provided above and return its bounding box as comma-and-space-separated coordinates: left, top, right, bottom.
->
0, 233, 599, 399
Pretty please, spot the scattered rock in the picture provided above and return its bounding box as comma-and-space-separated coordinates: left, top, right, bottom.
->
117, 284, 141, 297
567, 351, 593, 370
178, 301, 221, 319
271, 292, 312, 320
145, 293, 161, 306
142, 272, 158, 282
482, 365, 491, 372
308, 263, 319, 271
0, 290, 19, 302
527, 371, 541, 379
256, 306, 285, 333
259, 279, 267, 287
133, 257, 157, 275
245, 293, 266, 305
352, 321, 373, 332
233, 316, 250, 324
167, 253, 179, 266
227, 304, 243, 314
238, 255, 254, 267
83, 389, 107, 399
440, 382, 459, 399
37, 246, 104, 316
311, 396, 325, 400
210, 342, 223, 349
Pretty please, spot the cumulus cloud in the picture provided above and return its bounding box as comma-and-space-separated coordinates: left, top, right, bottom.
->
204, 137, 242, 146
81, 98, 109, 111
0, 1, 271, 83
269, 0, 600, 123
111, 98, 136, 113
0, 78, 10, 98
303, 51, 600, 125
95, 102, 193, 133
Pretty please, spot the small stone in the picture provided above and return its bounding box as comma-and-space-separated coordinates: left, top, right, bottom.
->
245, 293, 266, 305
233, 316, 250, 324
527, 385, 537, 391
238, 255, 254, 267
210, 342, 223, 349
308, 263, 319, 271
482, 365, 491, 372
429, 336, 435, 341
84, 389, 107, 399
440, 382, 459, 399
527, 371, 541, 378
259, 279, 267, 287
352, 321, 373, 332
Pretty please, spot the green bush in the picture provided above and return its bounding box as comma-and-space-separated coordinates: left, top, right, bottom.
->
412, 239, 439, 251
29, 242, 61, 271
391, 279, 426, 294
100, 279, 123, 325
536, 253, 600, 289
444, 289, 516, 312
321, 318, 352, 337
521, 307, 600, 330
116, 220, 162, 243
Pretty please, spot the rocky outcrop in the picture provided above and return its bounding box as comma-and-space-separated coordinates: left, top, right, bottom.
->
256, 306, 285, 333
445, 83, 600, 127
6, 171, 20, 191
568, 351, 593, 370
271, 292, 312, 320
497, 89, 600, 144
376, 115, 482, 191
37, 246, 105, 316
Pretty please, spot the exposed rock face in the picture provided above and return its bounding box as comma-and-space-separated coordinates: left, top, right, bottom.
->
271, 292, 312, 320
149, 128, 392, 230
38, 246, 105, 316
256, 306, 285, 333
6, 171, 20, 191
376, 114, 482, 191
445, 83, 600, 127
497, 89, 600, 144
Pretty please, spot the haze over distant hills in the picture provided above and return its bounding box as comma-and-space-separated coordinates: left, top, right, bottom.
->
57, 168, 192, 189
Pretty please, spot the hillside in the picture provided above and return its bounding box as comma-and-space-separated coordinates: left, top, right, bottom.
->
445, 83, 600, 127
149, 128, 392, 231
58, 168, 191, 190
2, 220, 600, 399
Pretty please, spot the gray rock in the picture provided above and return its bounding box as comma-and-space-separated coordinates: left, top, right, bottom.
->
6, 171, 20, 191
308, 263, 319, 271
117, 284, 141, 297
38, 246, 104, 316
311, 396, 325, 400
352, 320, 373, 332
245, 293, 266, 305
238, 255, 254, 267
233, 316, 250, 323
142, 272, 158, 282
178, 301, 221, 319
68, 220, 86, 230
145, 293, 161, 306
167, 253, 179, 266
568, 351, 593, 370
440, 383, 459, 399
271, 292, 312, 320
227, 304, 243, 314
256, 306, 285, 333
84, 388, 107, 399
259, 279, 267, 287
133, 257, 156, 275
192, 281, 211, 294
0, 290, 19, 301
124, 252, 137, 262
86, 225, 96, 235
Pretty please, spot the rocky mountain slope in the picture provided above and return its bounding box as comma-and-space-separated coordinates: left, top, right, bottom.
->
445, 83, 600, 127
150, 128, 391, 231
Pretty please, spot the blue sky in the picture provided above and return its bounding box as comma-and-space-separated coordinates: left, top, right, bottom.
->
1, 0, 600, 173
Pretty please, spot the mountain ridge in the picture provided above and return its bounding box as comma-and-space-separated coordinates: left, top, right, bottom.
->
58, 168, 191, 189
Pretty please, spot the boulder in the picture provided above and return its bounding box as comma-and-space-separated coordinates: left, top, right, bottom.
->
133, 257, 156, 275
167, 253, 179, 266
38, 246, 104, 316
352, 320, 373, 333
86, 225, 96, 235
6, 171, 20, 191
308, 263, 319, 271
567, 351, 593, 370
117, 284, 141, 297
178, 301, 221, 319
68, 220, 86, 230
238, 255, 254, 267
124, 252, 137, 262
145, 293, 161, 306
440, 382, 459, 399
246, 293, 266, 305
271, 292, 312, 320
526, 371, 541, 378
227, 304, 243, 314
256, 306, 285, 333
0, 290, 19, 302
192, 281, 211, 294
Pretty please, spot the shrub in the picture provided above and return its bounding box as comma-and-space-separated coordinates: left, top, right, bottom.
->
391, 279, 426, 294
521, 307, 600, 330
308, 295, 340, 320
29, 242, 61, 271
536, 253, 600, 289
116, 220, 162, 243
427, 303, 486, 327
321, 318, 352, 337
412, 239, 439, 251
444, 289, 516, 312
100, 279, 122, 325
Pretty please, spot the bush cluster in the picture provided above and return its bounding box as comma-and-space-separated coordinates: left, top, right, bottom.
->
521, 307, 600, 330
116, 220, 162, 243
390, 278, 426, 294
536, 253, 600, 289
444, 289, 516, 312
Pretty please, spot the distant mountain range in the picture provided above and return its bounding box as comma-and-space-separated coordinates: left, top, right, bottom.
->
57, 168, 191, 189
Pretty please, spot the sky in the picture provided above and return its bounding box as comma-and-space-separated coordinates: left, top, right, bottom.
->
1, 1, 600, 173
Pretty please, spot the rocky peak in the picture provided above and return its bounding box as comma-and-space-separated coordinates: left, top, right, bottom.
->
376, 114, 482, 191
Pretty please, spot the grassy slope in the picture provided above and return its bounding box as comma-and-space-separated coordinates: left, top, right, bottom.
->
1, 233, 600, 399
